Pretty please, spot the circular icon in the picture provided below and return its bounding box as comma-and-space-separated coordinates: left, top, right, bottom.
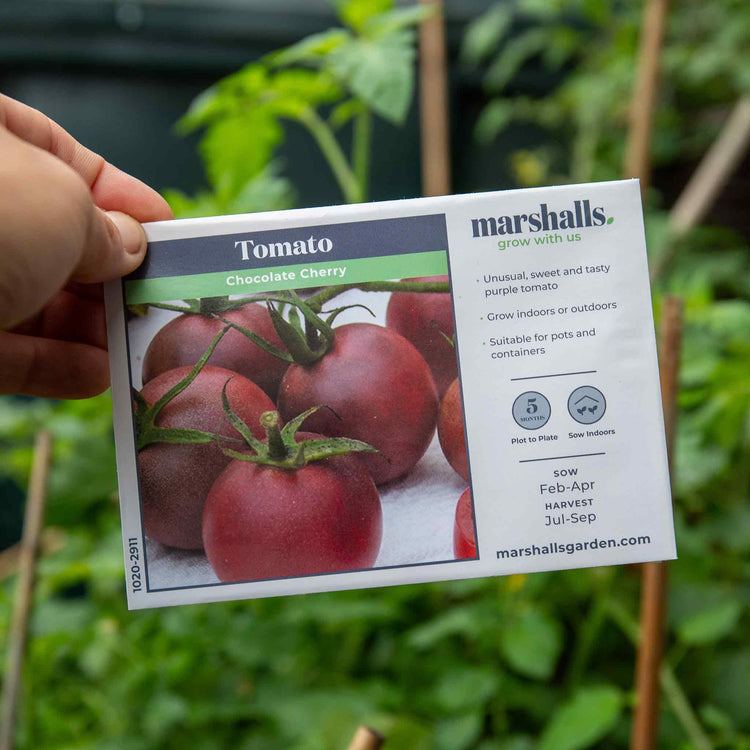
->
568, 385, 606, 424
512, 391, 551, 430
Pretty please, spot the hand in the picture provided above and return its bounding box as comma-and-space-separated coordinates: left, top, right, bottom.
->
0, 95, 173, 399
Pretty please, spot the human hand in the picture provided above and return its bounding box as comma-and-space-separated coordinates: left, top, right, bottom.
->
0, 94, 173, 399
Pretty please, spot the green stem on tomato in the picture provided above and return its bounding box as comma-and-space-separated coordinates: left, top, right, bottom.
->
306, 280, 450, 311
261, 412, 287, 461
353, 106, 371, 203
603, 597, 714, 750
199, 296, 230, 315
298, 107, 362, 204
145, 301, 200, 314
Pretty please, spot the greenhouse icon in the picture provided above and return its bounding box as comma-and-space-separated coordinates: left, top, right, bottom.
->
568, 387, 607, 425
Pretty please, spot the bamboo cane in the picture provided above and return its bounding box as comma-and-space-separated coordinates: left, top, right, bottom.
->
650, 97, 750, 281
630, 298, 683, 750
0, 431, 53, 750
418, 0, 451, 197
346, 725, 384, 750
624, 0, 670, 198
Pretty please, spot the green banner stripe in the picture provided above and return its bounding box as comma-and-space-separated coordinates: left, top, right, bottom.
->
125, 251, 448, 305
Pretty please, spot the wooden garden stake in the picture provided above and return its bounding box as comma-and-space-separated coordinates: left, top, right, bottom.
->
630, 298, 683, 750
0, 431, 53, 750
418, 0, 451, 196
346, 725, 384, 750
650, 97, 750, 281
669, 97, 750, 234
624, 0, 670, 198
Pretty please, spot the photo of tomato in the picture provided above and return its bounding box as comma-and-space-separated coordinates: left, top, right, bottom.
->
137, 364, 275, 549
386, 275, 457, 397
454, 488, 477, 559
125, 278, 474, 590
142, 300, 289, 399
438, 377, 469, 482
204, 417, 382, 582
278, 323, 439, 485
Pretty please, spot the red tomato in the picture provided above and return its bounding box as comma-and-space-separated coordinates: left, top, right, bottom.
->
142, 303, 288, 399
385, 275, 457, 397
438, 378, 469, 482
203, 435, 382, 582
277, 323, 439, 485
138, 366, 274, 549
454, 488, 477, 559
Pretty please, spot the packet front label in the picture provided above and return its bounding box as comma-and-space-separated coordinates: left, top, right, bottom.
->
105, 179, 675, 610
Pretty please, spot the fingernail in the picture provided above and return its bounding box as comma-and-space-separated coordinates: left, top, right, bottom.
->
106, 211, 145, 255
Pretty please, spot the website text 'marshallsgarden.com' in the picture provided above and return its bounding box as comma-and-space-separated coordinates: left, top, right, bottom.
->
497, 535, 651, 559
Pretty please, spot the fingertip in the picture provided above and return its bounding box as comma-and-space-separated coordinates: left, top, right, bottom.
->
71, 209, 148, 284
106, 211, 147, 257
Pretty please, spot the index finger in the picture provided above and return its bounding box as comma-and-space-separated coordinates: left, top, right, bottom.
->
0, 94, 173, 223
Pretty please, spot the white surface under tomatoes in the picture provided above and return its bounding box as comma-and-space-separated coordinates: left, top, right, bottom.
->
128, 288, 468, 590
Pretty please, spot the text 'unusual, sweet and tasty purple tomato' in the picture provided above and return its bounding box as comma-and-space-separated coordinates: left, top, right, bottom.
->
386, 275, 457, 397
138, 366, 274, 549
203, 434, 382, 582
277, 323, 439, 485
142, 303, 288, 399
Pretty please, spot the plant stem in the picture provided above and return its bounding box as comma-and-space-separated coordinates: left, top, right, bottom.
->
146, 302, 198, 314
566, 589, 609, 689
307, 280, 450, 310
261, 412, 287, 461
353, 106, 371, 202
604, 597, 714, 750
298, 107, 362, 204
660, 664, 713, 750
199, 296, 229, 315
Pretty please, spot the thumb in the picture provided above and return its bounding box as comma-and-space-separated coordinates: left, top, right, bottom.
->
70, 208, 148, 284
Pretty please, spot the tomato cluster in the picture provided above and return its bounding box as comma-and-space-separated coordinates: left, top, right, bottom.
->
134, 280, 478, 583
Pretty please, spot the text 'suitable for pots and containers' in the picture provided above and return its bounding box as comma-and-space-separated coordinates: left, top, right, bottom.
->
105, 179, 676, 610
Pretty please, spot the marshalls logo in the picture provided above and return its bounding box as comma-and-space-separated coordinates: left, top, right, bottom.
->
236, 236, 333, 260
470, 200, 613, 238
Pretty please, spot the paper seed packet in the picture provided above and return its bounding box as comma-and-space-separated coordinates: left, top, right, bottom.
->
105, 179, 676, 609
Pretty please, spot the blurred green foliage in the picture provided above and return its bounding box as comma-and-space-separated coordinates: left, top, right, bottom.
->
1, 0, 748, 747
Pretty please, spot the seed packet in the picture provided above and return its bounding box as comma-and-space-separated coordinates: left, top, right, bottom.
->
105, 179, 676, 609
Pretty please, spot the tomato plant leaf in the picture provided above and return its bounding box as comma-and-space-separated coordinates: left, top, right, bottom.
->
677, 600, 743, 645
363, 5, 434, 38
326, 31, 416, 124
267, 29, 351, 67
538, 686, 622, 750
501, 606, 563, 680
200, 110, 283, 195
484, 28, 551, 94
460, 3, 514, 66
336, 0, 392, 32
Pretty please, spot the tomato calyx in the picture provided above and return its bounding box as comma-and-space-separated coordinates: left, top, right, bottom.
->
243, 290, 372, 366
134, 326, 239, 451
219, 386, 378, 470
